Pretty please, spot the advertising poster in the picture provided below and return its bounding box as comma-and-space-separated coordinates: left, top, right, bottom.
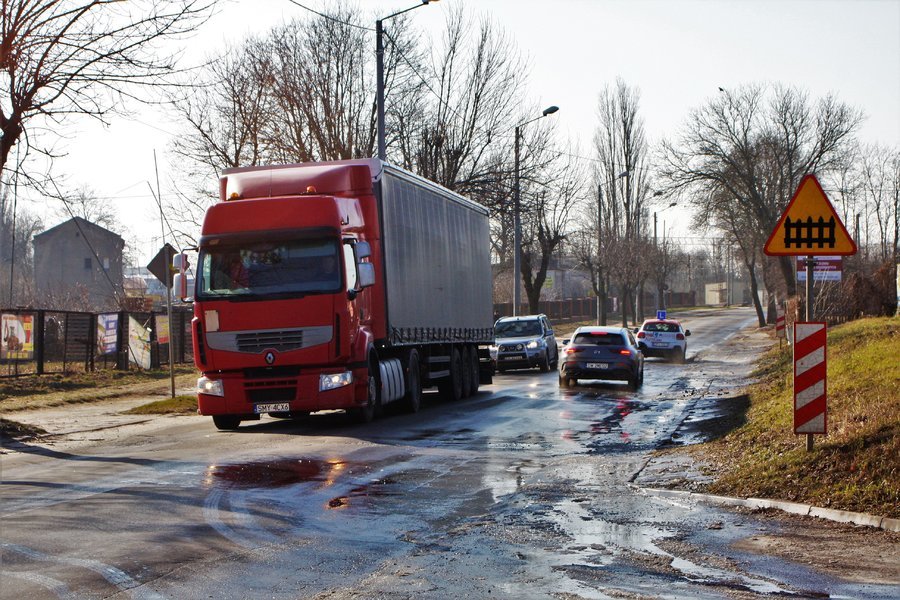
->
1, 313, 34, 360
128, 316, 152, 369
97, 314, 118, 355
155, 315, 170, 345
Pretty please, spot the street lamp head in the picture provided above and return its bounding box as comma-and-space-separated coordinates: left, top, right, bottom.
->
542, 105, 559, 117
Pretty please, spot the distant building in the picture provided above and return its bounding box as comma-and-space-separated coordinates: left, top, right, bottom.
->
33, 217, 124, 310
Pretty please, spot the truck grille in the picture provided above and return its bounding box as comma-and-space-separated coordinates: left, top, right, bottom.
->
236, 330, 304, 353
206, 326, 332, 354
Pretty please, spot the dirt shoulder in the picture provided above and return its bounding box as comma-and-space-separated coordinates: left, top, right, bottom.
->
638, 319, 900, 586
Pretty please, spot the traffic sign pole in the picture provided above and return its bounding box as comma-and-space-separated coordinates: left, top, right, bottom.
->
805, 255, 815, 451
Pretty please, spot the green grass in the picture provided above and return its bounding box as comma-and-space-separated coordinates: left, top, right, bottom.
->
702, 316, 900, 517
123, 395, 198, 415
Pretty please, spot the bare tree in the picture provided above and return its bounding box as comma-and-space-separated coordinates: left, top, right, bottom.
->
661, 84, 863, 299
519, 148, 582, 313
0, 0, 216, 179
397, 5, 527, 198
593, 79, 655, 326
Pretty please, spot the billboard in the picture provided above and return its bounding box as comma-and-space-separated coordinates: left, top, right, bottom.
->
128, 316, 152, 369
97, 314, 118, 355
1, 313, 34, 360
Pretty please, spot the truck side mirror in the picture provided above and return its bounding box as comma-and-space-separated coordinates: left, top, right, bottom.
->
172, 253, 191, 301
355, 241, 372, 259
358, 263, 375, 288
173, 273, 190, 301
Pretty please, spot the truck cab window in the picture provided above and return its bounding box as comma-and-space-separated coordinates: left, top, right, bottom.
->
197, 238, 341, 298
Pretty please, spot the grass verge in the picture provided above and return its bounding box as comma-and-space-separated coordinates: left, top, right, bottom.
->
699, 316, 900, 518
123, 395, 198, 415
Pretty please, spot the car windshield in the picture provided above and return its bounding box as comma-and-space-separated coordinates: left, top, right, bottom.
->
573, 332, 625, 346
495, 320, 542, 338
197, 238, 341, 298
644, 322, 680, 333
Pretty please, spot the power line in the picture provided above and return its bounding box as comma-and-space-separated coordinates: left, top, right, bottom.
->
284, 0, 374, 31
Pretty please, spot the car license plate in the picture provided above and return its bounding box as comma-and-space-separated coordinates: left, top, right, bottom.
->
254, 402, 290, 414
652, 342, 668, 347
501, 356, 518, 360
586, 362, 608, 370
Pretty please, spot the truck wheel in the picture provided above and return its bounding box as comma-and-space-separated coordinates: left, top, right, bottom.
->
439, 347, 463, 402
351, 359, 380, 423
402, 350, 422, 413
469, 346, 481, 395
212, 415, 241, 431
460, 346, 473, 398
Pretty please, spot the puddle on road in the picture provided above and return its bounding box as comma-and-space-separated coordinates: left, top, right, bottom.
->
543, 499, 798, 597
204, 458, 363, 489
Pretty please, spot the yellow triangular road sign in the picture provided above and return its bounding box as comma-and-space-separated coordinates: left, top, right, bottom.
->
764, 174, 857, 256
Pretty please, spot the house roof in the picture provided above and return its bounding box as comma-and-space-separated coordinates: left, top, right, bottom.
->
33, 216, 125, 245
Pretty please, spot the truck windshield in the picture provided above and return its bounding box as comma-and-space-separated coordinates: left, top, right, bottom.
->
495, 320, 542, 338
197, 239, 341, 298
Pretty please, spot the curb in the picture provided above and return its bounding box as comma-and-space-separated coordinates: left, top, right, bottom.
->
641, 487, 900, 533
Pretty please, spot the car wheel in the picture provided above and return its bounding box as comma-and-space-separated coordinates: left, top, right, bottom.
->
558, 373, 572, 388
672, 347, 685, 364
539, 351, 550, 373
212, 415, 241, 431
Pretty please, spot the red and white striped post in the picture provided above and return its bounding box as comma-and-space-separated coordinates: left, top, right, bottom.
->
794, 322, 827, 451
775, 305, 786, 347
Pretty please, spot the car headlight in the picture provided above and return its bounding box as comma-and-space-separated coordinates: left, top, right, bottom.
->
197, 376, 224, 397
526, 339, 543, 349
489, 345, 498, 358
320, 371, 353, 391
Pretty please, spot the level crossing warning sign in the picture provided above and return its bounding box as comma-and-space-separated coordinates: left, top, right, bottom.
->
793, 322, 827, 434
764, 175, 856, 256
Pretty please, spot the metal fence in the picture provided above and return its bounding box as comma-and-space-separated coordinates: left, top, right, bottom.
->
1, 308, 194, 378
493, 292, 698, 322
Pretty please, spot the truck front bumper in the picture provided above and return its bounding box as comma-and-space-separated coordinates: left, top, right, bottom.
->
197, 367, 365, 416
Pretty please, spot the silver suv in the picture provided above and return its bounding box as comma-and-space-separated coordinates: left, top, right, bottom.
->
491, 314, 558, 373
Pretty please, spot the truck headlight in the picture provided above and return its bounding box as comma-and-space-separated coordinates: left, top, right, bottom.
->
197, 376, 224, 397
320, 371, 353, 391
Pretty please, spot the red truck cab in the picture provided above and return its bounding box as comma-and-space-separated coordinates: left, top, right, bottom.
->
192, 161, 384, 429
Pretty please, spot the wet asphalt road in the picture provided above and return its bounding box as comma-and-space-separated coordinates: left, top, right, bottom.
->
1, 307, 896, 599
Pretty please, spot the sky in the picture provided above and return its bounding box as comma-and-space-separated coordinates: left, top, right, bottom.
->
15, 0, 900, 263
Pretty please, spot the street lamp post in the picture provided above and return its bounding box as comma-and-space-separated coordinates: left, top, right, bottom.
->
376, 1, 438, 160
653, 200, 677, 311
512, 105, 559, 316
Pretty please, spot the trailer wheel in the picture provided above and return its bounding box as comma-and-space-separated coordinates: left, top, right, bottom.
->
469, 345, 480, 395
460, 346, 473, 398
439, 347, 463, 402
212, 415, 241, 431
402, 350, 422, 413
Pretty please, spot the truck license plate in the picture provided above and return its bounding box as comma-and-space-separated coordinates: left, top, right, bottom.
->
254, 403, 290, 414
586, 362, 608, 370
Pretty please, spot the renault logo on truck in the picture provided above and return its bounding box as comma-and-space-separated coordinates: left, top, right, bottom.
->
265, 351, 275, 365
